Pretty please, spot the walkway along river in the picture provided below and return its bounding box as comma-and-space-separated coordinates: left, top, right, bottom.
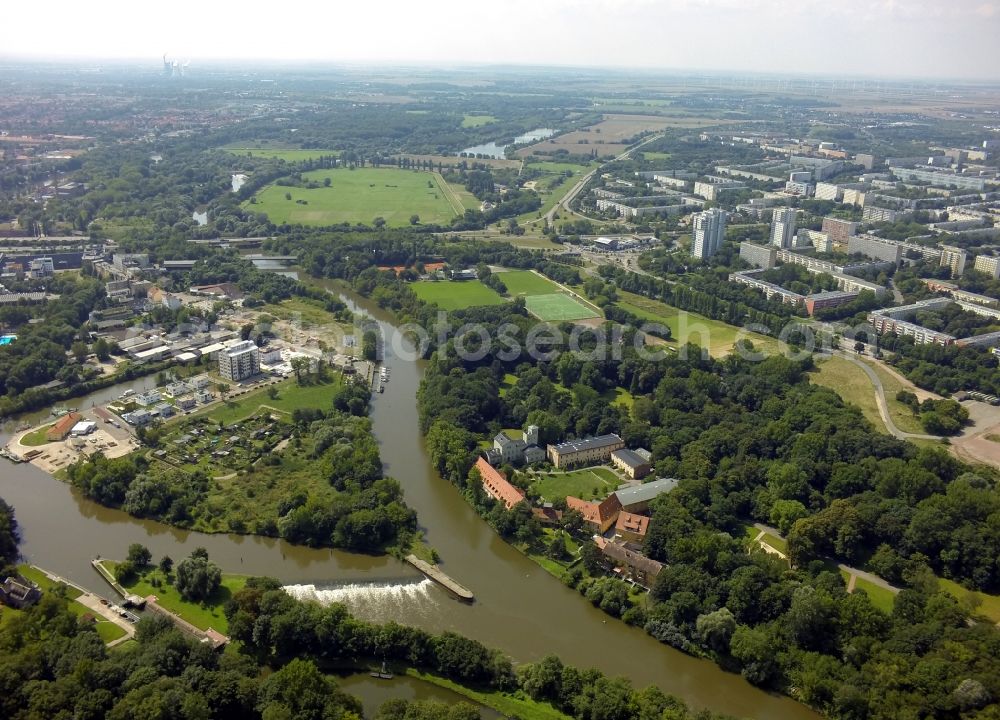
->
0, 283, 818, 720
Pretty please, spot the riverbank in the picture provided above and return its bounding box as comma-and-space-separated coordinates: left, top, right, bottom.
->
405, 669, 569, 720
94, 558, 245, 635
0, 280, 822, 720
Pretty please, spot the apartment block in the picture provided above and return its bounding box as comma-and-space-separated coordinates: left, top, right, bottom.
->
821, 217, 859, 245
847, 234, 903, 264
770, 208, 798, 248
739, 242, 778, 269
939, 245, 968, 277
974, 255, 1000, 279
218, 340, 260, 382
690, 208, 728, 260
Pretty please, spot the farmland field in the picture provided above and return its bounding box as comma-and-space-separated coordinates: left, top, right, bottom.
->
495, 270, 559, 296
224, 145, 339, 162
412, 280, 505, 310
462, 114, 497, 128
247, 168, 460, 227
525, 293, 599, 322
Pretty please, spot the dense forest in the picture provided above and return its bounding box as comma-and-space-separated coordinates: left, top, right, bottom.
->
280, 237, 1000, 720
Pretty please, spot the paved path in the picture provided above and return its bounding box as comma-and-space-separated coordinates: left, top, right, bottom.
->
834, 351, 942, 441
750, 524, 901, 596
837, 563, 901, 595
75, 592, 138, 641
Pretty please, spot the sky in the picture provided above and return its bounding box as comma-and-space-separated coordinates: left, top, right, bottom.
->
4, 0, 1000, 80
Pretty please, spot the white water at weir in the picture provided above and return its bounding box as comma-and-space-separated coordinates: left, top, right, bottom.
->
283, 578, 440, 622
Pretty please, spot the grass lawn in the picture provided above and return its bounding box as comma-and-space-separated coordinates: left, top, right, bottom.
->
853, 576, 896, 614
939, 577, 1000, 624
499, 373, 519, 397
461, 114, 497, 128
525, 293, 599, 322
810, 356, 887, 433
110, 563, 247, 633
196, 376, 344, 425
411, 279, 505, 310
609, 387, 634, 410
225, 146, 339, 162
494, 270, 560, 296
760, 532, 787, 554
261, 296, 345, 328
12, 565, 126, 642
616, 290, 783, 358
18, 565, 83, 599
855, 356, 926, 435
247, 168, 459, 227
19, 425, 55, 447
407, 669, 570, 720
529, 467, 619, 501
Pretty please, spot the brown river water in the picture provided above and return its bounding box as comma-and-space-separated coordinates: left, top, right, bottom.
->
0, 283, 817, 720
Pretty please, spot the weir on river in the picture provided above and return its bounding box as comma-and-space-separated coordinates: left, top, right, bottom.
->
0, 282, 818, 720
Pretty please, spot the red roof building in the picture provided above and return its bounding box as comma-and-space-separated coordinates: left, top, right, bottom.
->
614, 511, 650, 542
566, 494, 622, 533
47, 412, 82, 442
475, 457, 525, 510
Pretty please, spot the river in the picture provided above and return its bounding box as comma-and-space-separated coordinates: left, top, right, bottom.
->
459, 128, 555, 159
0, 282, 818, 720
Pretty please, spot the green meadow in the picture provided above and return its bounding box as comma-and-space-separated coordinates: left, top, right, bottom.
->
248, 168, 459, 227
412, 280, 506, 310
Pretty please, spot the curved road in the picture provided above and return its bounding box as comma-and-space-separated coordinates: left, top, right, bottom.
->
542, 132, 666, 226
833, 351, 942, 441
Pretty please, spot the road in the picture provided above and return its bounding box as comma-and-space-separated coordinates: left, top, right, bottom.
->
542, 133, 666, 226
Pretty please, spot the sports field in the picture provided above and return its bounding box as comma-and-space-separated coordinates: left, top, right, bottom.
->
495, 270, 559, 296
412, 280, 505, 310
248, 168, 460, 227
525, 293, 599, 321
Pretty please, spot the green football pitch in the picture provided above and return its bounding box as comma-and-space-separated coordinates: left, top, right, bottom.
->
525, 293, 599, 321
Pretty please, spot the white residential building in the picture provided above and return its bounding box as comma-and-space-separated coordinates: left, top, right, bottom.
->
690, 208, 728, 260
770, 208, 797, 248
218, 341, 260, 382
974, 255, 1000, 279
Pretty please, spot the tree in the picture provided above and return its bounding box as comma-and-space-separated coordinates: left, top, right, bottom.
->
175, 549, 222, 601
373, 217, 386, 229
71, 341, 89, 363
93, 337, 111, 361
323, 177, 331, 187
258, 657, 361, 719
410, 214, 420, 225
158, 555, 173, 574
730, 625, 782, 686
126, 543, 152, 567
696, 608, 736, 653
284, 192, 292, 201
854, 341, 865, 354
